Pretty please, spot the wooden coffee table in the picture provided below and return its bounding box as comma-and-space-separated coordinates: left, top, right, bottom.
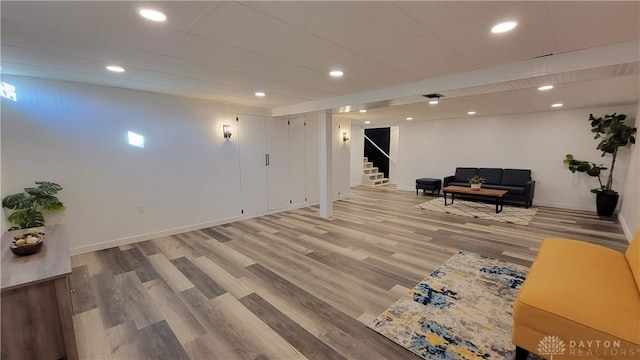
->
442, 186, 508, 213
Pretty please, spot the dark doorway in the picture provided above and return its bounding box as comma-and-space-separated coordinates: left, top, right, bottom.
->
364, 128, 390, 178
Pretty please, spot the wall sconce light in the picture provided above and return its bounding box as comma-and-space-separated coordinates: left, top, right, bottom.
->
223, 125, 232, 139
343, 132, 349, 142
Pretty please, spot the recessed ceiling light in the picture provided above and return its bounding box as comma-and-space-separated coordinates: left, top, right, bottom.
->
538, 85, 554, 91
468, 111, 476, 115
255, 91, 266, 97
359, 109, 367, 113
406, 117, 413, 121
429, 99, 439, 105
329, 70, 344, 77
138, 9, 167, 22
491, 21, 517, 34
106, 65, 125, 73
551, 103, 563, 108
364, 121, 371, 124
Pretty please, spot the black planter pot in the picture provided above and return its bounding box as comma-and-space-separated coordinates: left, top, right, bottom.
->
596, 192, 619, 216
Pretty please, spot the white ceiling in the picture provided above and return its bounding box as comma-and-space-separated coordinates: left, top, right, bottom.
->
1, 1, 639, 125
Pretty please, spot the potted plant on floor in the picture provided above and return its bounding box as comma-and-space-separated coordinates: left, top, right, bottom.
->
469, 175, 486, 190
563, 113, 636, 216
2, 181, 66, 230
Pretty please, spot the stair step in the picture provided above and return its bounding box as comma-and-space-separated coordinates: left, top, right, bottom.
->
362, 158, 389, 186
364, 177, 390, 186
364, 172, 385, 180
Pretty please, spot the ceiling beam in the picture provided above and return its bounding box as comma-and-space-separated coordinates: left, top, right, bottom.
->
272, 40, 640, 118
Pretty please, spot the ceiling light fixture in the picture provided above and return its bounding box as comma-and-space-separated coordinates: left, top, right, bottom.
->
491, 21, 517, 33
255, 91, 266, 97
406, 117, 413, 121
364, 121, 371, 124
551, 103, 563, 108
106, 65, 125, 73
329, 70, 344, 77
468, 111, 476, 115
359, 109, 367, 113
538, 85, 554, 91
138, 9, 167, 22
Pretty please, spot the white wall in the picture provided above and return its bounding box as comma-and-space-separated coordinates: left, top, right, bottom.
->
390, 105, 637, 211
389, 126, 400, 184
350, 124, 364, 187
1, 76, 348, 253
304, 116, 320, 203
333, 118, 351, 199
0, 92, 3, 234
619, 104, 640, 240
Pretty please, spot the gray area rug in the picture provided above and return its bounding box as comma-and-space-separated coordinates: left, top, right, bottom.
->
416, 198, 538, 226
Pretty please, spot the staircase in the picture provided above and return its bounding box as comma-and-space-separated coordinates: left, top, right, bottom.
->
362, 157, 389, 186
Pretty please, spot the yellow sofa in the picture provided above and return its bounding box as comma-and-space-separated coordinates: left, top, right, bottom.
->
512, 232, 640, 360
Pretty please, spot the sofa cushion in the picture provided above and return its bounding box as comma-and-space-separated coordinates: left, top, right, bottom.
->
625, 231, 640, 290
482, 184, 526, 195
454, 167, 478, 183
514, 239, 640, 345
477, 168, 503, 185
502, 169, 531, 186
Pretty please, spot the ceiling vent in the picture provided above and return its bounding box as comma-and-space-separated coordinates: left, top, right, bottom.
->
422, 93, 443, 99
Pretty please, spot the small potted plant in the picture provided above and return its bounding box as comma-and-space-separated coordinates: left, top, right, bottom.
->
468, 175, 486, 190
2, 181, 66, 230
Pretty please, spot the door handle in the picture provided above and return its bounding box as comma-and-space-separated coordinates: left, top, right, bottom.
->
265, 154, 270, 166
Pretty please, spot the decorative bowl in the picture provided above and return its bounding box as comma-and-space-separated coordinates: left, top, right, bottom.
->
10, 231, 45, 256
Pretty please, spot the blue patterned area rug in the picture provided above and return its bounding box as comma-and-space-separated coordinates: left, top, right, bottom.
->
367, 251, 529, 360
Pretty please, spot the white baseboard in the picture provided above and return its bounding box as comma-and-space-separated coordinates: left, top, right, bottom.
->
69, 201, 321, 256
618, 214, 634, 242
70, 215, 241, 256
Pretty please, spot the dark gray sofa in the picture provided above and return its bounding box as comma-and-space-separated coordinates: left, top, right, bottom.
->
443, 167, 535, 207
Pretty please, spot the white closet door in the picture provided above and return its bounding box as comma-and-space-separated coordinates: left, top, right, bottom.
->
238, 114, 268, 216
266, 117, 291, 211
289, 118, 307, 206
305, 118, 320, 203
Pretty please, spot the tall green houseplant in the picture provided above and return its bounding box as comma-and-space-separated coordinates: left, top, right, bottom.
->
2, 181, 66, 230
563, 113, 636, 216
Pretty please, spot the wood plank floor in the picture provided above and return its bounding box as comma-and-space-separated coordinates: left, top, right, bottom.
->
70, 186, 629, 359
